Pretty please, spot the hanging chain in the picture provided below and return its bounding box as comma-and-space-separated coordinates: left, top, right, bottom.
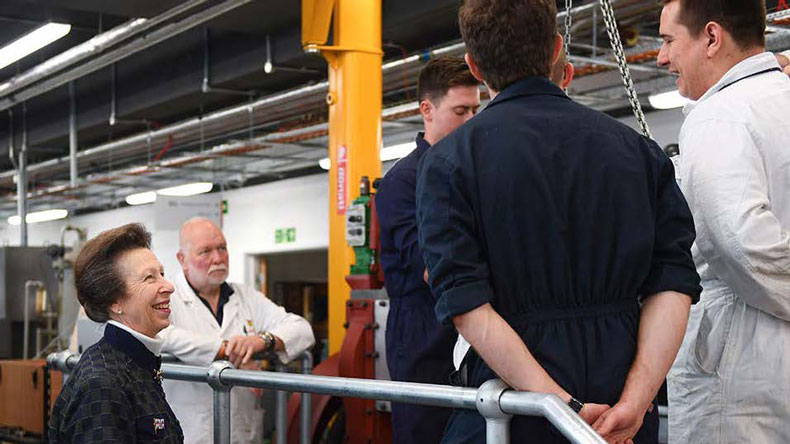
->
598, 0, 652, 139
564, 0, 573, 60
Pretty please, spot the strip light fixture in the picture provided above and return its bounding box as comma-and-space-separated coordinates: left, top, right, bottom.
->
125, 182, 214, 205
318, 141, 419, 170
0, 23, 72, 71
8, 209, 69, 225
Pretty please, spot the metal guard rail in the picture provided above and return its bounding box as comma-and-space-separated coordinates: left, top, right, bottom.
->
47, 351, 606, 444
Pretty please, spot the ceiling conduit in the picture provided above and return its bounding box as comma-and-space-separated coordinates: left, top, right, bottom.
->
0, 0, 210, 99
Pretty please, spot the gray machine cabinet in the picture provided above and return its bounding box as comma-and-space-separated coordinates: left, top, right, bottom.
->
350, 288, 392, 412
0, 247, 59, 358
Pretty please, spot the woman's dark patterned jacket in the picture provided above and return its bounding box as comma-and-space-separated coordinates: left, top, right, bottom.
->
49, 323, 183, 443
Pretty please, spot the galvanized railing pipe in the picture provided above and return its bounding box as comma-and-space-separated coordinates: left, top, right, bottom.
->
207, 361, 233, 444
48, 352, 607, 444
500, 391, 604, 444
274, 362, 288, 444
300, 352, 313, 444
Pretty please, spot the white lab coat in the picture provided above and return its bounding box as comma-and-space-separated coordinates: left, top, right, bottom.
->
668, 52, 790, 443
160, 271, 315, 444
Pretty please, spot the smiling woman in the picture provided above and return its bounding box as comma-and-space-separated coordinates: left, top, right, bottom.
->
49, 223, 184, 443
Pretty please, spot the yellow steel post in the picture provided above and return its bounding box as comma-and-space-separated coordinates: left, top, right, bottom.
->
302, 0, 382, 353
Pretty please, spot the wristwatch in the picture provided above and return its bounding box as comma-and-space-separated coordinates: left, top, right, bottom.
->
568, 396, 584, 414
257, 331, 276, 353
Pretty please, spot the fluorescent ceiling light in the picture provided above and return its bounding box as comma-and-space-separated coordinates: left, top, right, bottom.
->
648, 89, 692, 110
317, 142, 418, 170
157, 182, 213, 197
8, 209, 69, 225
125, 191, 157, 206
0, 23, 72, 71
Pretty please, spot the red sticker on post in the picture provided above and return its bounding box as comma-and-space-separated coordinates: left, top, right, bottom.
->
336, 145, 347, 214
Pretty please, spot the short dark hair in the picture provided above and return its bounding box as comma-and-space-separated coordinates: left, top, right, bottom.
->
459, 0, 557, 91
663, 0, 765, 49
74, 223, 152, 322
417, 56, 479, 105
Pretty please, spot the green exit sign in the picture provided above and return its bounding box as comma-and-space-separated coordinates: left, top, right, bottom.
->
275, 227, 296, 244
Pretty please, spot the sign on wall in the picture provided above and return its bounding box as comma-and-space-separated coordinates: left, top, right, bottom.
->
275, 227, 296, 244
154, 195, 222, 230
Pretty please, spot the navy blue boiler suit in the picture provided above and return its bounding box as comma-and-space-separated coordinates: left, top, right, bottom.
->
376, 133, 457, 444
416, 77, 701, 444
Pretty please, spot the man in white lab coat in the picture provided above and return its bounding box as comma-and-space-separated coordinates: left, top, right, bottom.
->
658, 1, 790, 442
160, 217, 315, 444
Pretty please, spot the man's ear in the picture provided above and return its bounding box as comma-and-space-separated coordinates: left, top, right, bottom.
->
419, 99, 433, 123
704, 21, 724, 58
561, 62, 575, 90
464, 52, 485, 82
176, 250, 186, 269
552, 34, 563, 66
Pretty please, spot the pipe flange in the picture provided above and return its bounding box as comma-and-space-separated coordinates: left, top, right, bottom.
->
476, 379, 512, 420
207, 360, 234, 391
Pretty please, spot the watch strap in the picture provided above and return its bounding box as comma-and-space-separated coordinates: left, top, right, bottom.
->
568, 396, 584, 414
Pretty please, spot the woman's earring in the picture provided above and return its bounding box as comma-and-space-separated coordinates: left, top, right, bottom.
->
116, 309, 123, 314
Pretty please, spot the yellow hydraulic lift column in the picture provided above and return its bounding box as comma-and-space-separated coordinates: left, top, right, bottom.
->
302, 0, 382, 353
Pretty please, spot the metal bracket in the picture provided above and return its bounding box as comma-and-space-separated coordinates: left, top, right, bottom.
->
207, 360, 234, 391
476, 379, 512, 444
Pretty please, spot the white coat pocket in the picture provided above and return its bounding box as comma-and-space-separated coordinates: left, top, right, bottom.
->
693, 294, 736, 374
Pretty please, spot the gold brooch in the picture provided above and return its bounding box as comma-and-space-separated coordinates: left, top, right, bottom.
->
154, 369, 163, 383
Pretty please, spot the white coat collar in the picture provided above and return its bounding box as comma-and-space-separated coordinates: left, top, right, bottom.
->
684, 52, 780, 115
107, 320, 163, 355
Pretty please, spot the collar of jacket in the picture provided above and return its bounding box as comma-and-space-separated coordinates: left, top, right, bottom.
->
684, 52, 781, 115
415, 132, 431, 152
484, 76, 570, 111
104, 322, 162, 374
186, 279, 235, 304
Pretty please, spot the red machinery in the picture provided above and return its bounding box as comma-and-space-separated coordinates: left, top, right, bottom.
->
286, 177, 391, 444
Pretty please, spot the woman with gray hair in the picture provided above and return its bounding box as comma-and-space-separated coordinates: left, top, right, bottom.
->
49, 223, 183, 443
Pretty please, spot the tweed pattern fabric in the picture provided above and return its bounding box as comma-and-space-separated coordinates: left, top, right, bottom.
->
50, 336, 183, 443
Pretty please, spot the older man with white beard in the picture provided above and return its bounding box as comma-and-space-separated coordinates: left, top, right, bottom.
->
160, 217, 314, 444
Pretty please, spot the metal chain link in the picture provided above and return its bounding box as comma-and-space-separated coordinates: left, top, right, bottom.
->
598, 0, 652, 139
564, 0, 573, 60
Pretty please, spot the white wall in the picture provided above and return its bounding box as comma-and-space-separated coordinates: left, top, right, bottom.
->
222, 174, 328, 282
0, 173, 329, 286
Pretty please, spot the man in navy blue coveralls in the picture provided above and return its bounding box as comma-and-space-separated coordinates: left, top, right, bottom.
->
416, 1, 701, 443
376, 56, 480, 444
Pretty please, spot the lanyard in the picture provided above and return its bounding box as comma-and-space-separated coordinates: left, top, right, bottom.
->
718, 67, 782, 92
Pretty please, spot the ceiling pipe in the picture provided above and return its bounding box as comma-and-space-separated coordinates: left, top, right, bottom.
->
201, 27, 255, 97
0, 0, 210, 98
0, 0, 251, 112
69, 82, 77, 188
17, 105, 27, 246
